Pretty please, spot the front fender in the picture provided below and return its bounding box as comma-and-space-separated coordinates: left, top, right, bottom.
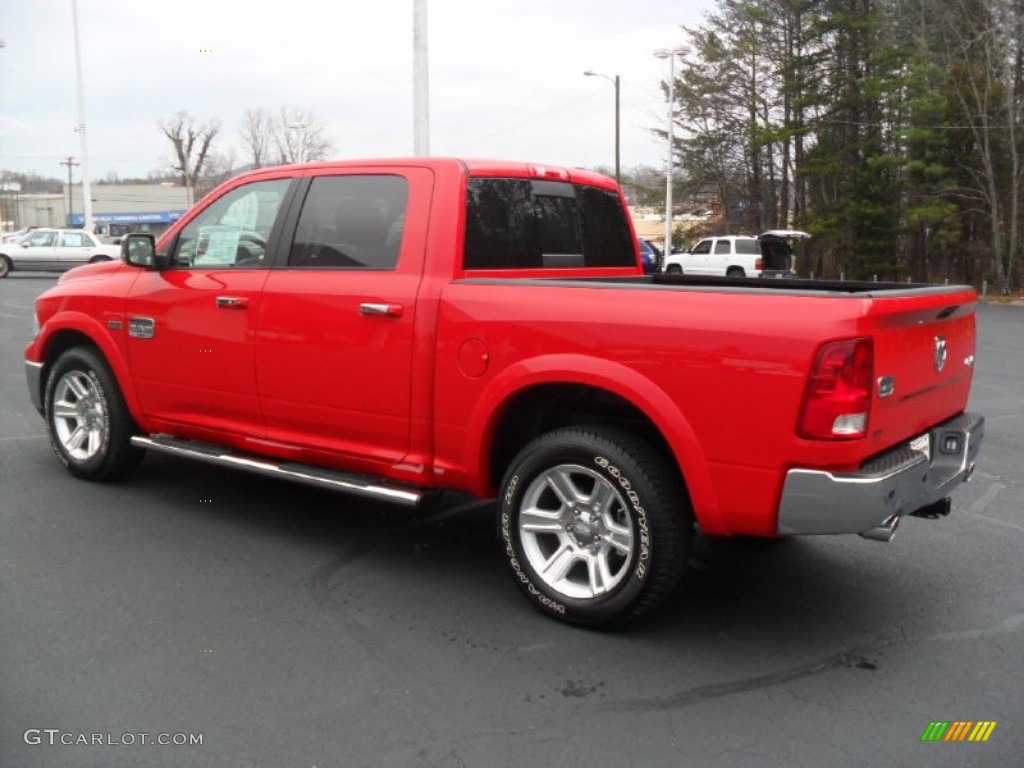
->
29, 312, 148, 432
464, 353, 727, 534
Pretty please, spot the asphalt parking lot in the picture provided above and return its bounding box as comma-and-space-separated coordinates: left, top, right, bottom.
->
1, 274, 1021, 767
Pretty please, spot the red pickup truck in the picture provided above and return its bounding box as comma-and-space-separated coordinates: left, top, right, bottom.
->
24, 158, 984, 626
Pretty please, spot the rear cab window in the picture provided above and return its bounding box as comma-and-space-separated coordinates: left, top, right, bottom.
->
463, 177, 636, 273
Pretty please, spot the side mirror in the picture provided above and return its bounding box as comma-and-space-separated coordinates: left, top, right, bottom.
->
121, 233, 167, 270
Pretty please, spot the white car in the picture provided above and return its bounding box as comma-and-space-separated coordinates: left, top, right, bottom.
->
662, 229, 810, 278
0, 228, 121, 278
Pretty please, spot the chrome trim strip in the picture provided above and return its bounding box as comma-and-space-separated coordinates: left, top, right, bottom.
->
777, 412, 984, 536
131, 436, 422, 506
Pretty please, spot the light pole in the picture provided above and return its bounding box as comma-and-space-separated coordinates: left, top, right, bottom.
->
71, 0, 93, 232
654, 46, 689, 253
287, 123, 308, 163
583, 71, 620, 185
413, 0, 430, 156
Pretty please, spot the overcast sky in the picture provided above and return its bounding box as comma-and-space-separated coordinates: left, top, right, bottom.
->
1, 0, 710, 181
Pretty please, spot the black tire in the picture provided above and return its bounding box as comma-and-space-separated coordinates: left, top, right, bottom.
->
665, 264, 683, 275
89, 255, 112, 264
0, 255, 11, 278
726, 267, 745, 277
499, 426, 691, 627
44, 347, 143, 481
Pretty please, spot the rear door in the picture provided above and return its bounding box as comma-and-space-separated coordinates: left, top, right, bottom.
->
56, 230, 93, 268
254, 167, 433, 466
708, 237, 732, 275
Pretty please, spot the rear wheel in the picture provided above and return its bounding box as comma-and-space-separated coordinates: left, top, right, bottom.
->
726, 267, 745, 277
665, 264, 683, 275
0, 255, 11, 278
89, 255, 113, 264
499, 426, 691, 627
44, 347, 143, 481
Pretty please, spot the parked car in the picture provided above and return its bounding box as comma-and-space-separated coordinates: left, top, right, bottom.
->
663, 229, 810, 277
0, 228, 121, 278
637, 237, 663, 274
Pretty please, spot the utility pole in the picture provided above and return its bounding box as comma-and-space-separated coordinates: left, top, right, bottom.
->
59, 156, 79, 226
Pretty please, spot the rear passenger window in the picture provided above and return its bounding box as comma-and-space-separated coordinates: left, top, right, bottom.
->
464, 178, 634, 270
289, 175, 407, 270
713, 240, 731, 254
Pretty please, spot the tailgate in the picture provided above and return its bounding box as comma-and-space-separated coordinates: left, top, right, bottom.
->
866, 287, 977, 453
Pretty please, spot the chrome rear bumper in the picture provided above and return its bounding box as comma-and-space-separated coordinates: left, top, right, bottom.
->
776, 412, 984, 536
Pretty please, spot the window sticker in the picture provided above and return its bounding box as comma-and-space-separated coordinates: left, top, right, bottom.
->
195, 226, 242, 265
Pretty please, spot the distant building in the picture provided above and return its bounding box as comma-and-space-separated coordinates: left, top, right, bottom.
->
67, 183, 191, 238
12, 183, 190, 239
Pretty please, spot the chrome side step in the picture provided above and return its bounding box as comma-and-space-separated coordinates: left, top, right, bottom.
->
131, 435, 423, 506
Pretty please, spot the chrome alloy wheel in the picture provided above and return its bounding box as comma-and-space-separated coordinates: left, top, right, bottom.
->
517, 464, 635, 600
51, 370, 108, 461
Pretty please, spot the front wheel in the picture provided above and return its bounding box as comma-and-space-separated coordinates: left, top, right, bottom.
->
44, 347, 143, 481
499, 427, 691, 627
665, 264, 683, 275
0, 255, 11, 278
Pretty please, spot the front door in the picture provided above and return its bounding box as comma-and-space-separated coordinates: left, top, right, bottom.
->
124, 176, 294, 438
686, 238, 713, 275
16, 229, 60, 270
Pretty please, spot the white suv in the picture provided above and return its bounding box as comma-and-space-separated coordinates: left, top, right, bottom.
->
662, 230, 809, 277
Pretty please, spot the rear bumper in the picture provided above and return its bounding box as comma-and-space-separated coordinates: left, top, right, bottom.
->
776, 412, 984, 535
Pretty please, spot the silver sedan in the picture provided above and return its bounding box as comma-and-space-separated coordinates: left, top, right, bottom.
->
0, 228, 121, 277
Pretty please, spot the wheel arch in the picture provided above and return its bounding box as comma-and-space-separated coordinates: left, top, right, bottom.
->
465, 355, 725, 534
34, 315, 146, 430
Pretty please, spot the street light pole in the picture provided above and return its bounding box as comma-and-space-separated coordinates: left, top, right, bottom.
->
413, 0, 430, 156
654, 46, 689, 254
71, 0, 93, 232
583, 71, 620, 185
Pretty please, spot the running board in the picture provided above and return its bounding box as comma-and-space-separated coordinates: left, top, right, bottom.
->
131, 435, 423, 506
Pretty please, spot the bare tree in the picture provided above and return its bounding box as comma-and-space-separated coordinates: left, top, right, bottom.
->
942, 0, 1023, 294
240, 108, 274, 169
195, 148, 238, 199
159, 111, 221, 206
271, 107, 332, 164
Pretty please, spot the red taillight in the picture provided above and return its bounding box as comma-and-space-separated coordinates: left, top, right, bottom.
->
798, 338, 873, 440
755, 257, 764, 270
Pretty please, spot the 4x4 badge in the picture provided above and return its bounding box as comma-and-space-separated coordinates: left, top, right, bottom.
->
934, 336, 947, 372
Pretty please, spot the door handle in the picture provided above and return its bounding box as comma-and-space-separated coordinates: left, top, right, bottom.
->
359, 302, 404, 318
216, 296, 249, 309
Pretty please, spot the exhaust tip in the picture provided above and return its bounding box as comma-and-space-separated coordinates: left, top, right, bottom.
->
860, 514, 900, 543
